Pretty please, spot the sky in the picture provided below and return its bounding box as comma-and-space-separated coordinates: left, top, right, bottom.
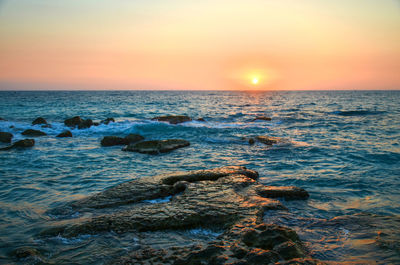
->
0, 0, 399, 90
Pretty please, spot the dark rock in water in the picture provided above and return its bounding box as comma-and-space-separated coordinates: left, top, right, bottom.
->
196, 118, 206, 122
21, 129, 47, 136
32, 117, 47, 125
101, 136, 127, 146
11, 246, 42, 260
64, 116, 83, 127
78, 119, 93, 129
122, 139, 189, 154
248, 138, 255, 145
57, 130, 72, 137
125, 133, 144, 144
252, 116, 272, 121
101, 134, 144, 147
0, 117, 5, 121
42, 166, 316, 264
0, 139, 35, 151
93, 122, 100, 126
0, 131, 13, 143
101, 117, 115, 125
152, 115, 192, 124
247, 136, 286, 146
257, 186, 309, 200
9, 125, 14, 128
41, 124, 52, 128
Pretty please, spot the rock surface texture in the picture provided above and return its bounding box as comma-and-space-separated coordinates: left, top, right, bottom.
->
122, 139, 190, 154
152, 115, 192, 124
0, 139, 35, 151
0, 131, 13, 143
43, 166, 319, 264
21, 129, 47, 136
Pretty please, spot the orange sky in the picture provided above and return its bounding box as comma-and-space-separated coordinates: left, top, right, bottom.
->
0, 0, 399, 90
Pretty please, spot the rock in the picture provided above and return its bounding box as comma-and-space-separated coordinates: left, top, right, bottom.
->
11, 246, 41, 259
9, 125, 14, 129
42, 166, 316, 264
57, 130, 72, 137
101, 136, 127, 146
0, 139, 35, 151
196, 118, 206, 122
93, 122, 100, 126
21, 129, 47, 136
0, 117, 5, 121
64, 116, 83, 127
78, 119, 93, 129
101, 117, 115, 125
252, 116, 272, 121
64, 116, 93, 129
41, 124, 52, 128
151, 115, 192, 124
0, 132, 13, 143
248, 138, 255, 145
122, 139, 190, 154
257, 186, 309, 200
101, 134, 144, 147
32, 117, 47, 125
248, 136, 286, 146
125, 133, 144, 144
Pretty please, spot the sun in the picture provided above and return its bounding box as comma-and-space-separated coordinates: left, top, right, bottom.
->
252, 77, 259, 85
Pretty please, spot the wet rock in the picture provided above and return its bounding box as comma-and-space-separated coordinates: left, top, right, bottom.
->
93, 122, 100, 126
101, 117, 115, 125
101, 134, 144, 147
21, 129, 47, 136
11, 246, 41, 259
247, 136, 286, 146
0, 131, 13, 143
122, 139, 190, 154
41, 166, 317, 264
32, 117, 47, 125
101, 136, 127, 146
252, 116, 272, 121
64, 116, 83, 127
256, 186, 309, 200
57, 130, 72, 137
0, 139, 35, 151
196, 118, 206, 122
78, 119, 93, 129
152, 115, 192, 124
0, 117, 5, 121
125, 133, 144, 144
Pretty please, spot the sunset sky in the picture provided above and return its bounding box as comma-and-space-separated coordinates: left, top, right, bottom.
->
0, 0, 399, 90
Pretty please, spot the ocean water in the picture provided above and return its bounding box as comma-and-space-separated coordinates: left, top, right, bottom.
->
0, 90, 399, 264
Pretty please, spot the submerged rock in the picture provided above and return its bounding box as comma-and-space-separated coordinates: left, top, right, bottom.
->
101, 134, 144, 147
21, 129, 46, 136
100, 117, 115, 125
152, 115, 192, 124
41, 166, 315, 264
32, 117, 47, 125
0, 139, 35, 151
252, 116, 272, 121
122, 139, 189, 154
64, 116, 93, 129
196, 118, 206, 122
64, 116, 83, 127
0, 117, 5, 121
0, 131, 13, 143
57, 130, 72, 137
11, 246, 41, 259
247, 136, 287, 146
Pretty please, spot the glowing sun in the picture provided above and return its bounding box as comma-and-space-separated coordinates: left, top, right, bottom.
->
252, 77, 259, 85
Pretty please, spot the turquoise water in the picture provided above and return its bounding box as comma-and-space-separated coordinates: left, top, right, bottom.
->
0, 90, 399, 264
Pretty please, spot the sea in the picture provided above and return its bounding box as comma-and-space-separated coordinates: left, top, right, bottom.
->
0, 90, 399, 264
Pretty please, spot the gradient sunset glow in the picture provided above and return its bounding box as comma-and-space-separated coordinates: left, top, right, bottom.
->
0, 0, 399, 90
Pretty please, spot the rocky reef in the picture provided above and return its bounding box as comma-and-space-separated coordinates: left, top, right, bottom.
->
0, 139, 35, 151
152, 115, 192, 124
122, 139, 190, 154
42, 166, 319, 264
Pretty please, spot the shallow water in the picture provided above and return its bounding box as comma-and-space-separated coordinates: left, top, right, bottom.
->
0, 90, 399, 264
